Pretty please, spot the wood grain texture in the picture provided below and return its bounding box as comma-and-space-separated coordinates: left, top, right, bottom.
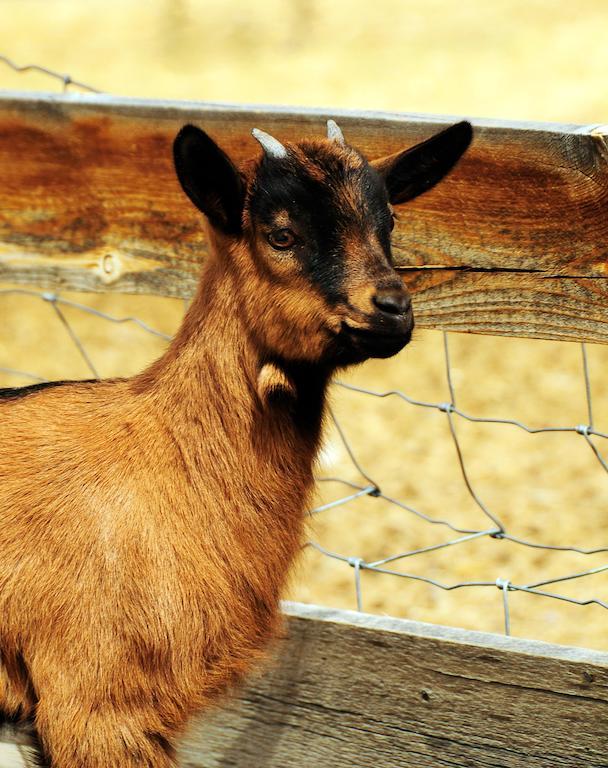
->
2, 603, 607, 766
404, 269, 608, 343
0, 92, 607, 341
176, 603, 608, 768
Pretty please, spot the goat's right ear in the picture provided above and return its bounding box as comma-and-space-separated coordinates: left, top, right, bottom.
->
173, 125, 245, 235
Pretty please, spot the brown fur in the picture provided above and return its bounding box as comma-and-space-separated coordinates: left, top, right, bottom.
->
0, 242, 325, 765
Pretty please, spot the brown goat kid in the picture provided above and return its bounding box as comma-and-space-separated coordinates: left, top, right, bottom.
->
0, 118, 472, 766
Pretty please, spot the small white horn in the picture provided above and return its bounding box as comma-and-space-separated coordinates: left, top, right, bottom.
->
251, 128, 288, 159
327, 119, 345, 145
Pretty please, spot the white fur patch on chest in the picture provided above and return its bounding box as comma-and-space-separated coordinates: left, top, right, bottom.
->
257, 362, 296, 403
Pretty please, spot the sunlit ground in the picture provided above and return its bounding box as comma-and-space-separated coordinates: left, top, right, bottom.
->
1, 0, 608, 649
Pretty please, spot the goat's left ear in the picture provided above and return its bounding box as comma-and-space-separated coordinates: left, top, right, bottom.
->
173, 125, 245, 235
372, 121, 472, 205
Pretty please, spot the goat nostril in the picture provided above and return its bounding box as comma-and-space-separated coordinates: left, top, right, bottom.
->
372, 289, 411, 316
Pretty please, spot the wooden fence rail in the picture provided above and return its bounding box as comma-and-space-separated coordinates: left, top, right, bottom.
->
1, 93, 608, 766
2, 604, 608, 767
1, 92, 607, 342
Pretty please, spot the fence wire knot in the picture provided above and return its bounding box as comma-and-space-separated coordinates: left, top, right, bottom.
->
496, 577, 512, 591
438, 402, 455, 413
576, 424, 591, 436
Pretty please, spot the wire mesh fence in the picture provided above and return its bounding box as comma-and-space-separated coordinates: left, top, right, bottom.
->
2, 284, 608, 646
314, 341, 608, 626
0, 54, 99, 93
2, 55, 608, 652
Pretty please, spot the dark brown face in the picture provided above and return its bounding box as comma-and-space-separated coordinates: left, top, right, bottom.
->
173, 120, 472, 368
247, 142, 413, 366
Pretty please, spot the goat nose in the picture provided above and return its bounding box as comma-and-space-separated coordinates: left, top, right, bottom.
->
372, 288, 411, 316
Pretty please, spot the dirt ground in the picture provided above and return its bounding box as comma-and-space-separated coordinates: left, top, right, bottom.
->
1, 0, 608, 650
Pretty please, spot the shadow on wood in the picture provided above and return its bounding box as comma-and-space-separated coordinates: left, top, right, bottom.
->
177, 603, 608, 768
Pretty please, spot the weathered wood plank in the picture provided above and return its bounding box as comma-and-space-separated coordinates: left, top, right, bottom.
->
0, 92, 607, 342
404, 269, 608, 343
177, 603, 608, 768
4, 603, 606, 767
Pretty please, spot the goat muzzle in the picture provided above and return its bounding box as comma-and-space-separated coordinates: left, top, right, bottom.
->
339, 294, 414, 361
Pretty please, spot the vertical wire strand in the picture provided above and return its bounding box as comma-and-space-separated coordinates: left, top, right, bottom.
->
443, 331, 457, 407
350, 558, 363, 612
442, 331, 504, 532
496, 579, 511, 636
49, 300, 100, 379
329, 405, 380, 494
581, 343, 594, 429
445, 410, 505, 532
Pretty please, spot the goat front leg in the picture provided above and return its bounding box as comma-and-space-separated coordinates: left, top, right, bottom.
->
34, 699, 179, 768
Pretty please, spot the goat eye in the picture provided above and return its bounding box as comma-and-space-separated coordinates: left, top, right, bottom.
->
267, 228, 296, 250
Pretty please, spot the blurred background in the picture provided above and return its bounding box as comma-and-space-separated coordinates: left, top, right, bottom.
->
1, 0, 608, 650
2, 0, 608, 121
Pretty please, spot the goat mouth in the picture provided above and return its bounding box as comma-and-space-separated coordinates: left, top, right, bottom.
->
339, 321, 413, 359
343, 323, 409, 340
